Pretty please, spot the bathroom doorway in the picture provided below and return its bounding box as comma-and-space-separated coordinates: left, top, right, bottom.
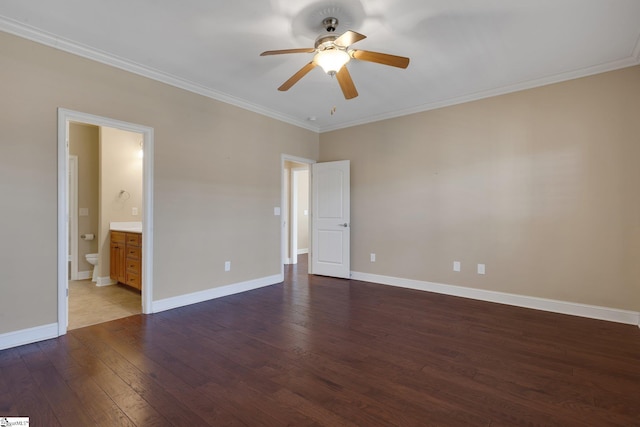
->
67, 123, 143, 329
58, 109, 154, 335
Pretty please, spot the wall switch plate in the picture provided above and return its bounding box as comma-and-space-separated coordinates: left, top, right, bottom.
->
304, 209, 308, 216
79, 208, 89, 216
224, 261, 231, 272
370, 253, 376, 262
453, 261, 461, 272
132, 207, 138, 216
477, 264, 486, 275
274, 207, 281, 216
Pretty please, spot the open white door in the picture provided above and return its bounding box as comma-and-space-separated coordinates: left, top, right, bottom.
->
311, 160, 350, 278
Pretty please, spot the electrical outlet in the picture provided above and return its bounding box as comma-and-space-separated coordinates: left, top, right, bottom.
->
79, 208, 89, 217
132, 207, 138, 216
370, 253, 376, 262
477, 264, 486, 275
225, 261, 231, 271
453, 261, 461, 272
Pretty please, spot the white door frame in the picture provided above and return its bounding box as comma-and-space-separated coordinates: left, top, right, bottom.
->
57, 108, 155, 335
280, 154, 315, 277
68, 155, 79, 280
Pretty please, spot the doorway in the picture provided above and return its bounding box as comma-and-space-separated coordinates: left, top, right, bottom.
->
280, 156, 352, 279
291, 167, 310, 263
68, 123, 143, 329
57, 109, 154, 335
281, 155, 314, 275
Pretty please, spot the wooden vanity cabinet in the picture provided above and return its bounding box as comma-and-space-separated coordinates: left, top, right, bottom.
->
110, 231, 142, 290
125, 232, 141, 290
110, 231, 126, 284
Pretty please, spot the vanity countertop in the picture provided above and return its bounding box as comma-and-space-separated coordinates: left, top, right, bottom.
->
110, 221, 142, 233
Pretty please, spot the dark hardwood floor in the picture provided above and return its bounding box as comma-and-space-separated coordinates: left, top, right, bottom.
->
1, 255, 639, 426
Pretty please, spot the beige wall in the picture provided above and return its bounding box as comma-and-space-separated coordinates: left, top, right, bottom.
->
98, 126, 144, 278
69, 122, 99, 273
320, 66, 640, 312
0, 31, 319, 334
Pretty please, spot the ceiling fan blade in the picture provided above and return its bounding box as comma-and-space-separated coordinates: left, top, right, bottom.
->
334, 30, 366, 48
278, 62, 317, 91
351, 50, 410, 68
336, 67, 358, 99
260, 48, 315, 56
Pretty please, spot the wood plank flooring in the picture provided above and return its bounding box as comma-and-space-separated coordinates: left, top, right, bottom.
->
68, 280, 141, 330
2, 255, 639, 426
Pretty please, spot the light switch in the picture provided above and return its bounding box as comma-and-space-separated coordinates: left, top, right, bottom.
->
304, 210, 308, 216
477, 264, 486, 275
274, 207, 281, 216
225, 261, 231, 271
370, 253, 376, 262
132, 207, 138, 216
453, 261, 461, 272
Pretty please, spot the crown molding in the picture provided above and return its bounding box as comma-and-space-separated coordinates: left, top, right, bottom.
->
0, 17, 320, 133
319, 55, 640, 133
2, 15, 638, 135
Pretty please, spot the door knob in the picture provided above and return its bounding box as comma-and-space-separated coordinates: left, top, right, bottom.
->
339, 223, 349, 227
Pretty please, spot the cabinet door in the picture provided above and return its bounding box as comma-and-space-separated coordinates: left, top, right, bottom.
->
110, 241, 126, 283
116, 244, 126, 283
110, 242, 119, 281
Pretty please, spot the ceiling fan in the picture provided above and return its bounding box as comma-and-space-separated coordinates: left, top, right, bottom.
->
260, 17, 410, 100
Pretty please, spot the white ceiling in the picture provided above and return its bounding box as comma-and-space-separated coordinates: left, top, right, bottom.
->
1, 0, 639, 132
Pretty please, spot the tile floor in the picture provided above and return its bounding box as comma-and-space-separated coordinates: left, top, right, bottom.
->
68, 279, 141, 330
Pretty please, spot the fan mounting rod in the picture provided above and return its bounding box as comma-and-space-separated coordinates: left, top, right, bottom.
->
315, 17, 341, 49
323, 17, 339, 32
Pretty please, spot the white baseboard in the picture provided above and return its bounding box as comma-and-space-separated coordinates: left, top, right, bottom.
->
96, 276, 115, 287
77, 270, 91, 280
351, 271, 640, 326
1, 274, 283, 351
0, 323, 58, 351
284, 258, 293, 265
152, 274, 283, 313
297, 248, 309, 255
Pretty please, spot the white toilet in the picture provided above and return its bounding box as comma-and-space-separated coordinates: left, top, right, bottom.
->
85, 253, 99, 282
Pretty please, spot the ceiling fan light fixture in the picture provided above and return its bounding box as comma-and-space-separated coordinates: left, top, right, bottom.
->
261, 17, 409, 100
314, 49, 350, 75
